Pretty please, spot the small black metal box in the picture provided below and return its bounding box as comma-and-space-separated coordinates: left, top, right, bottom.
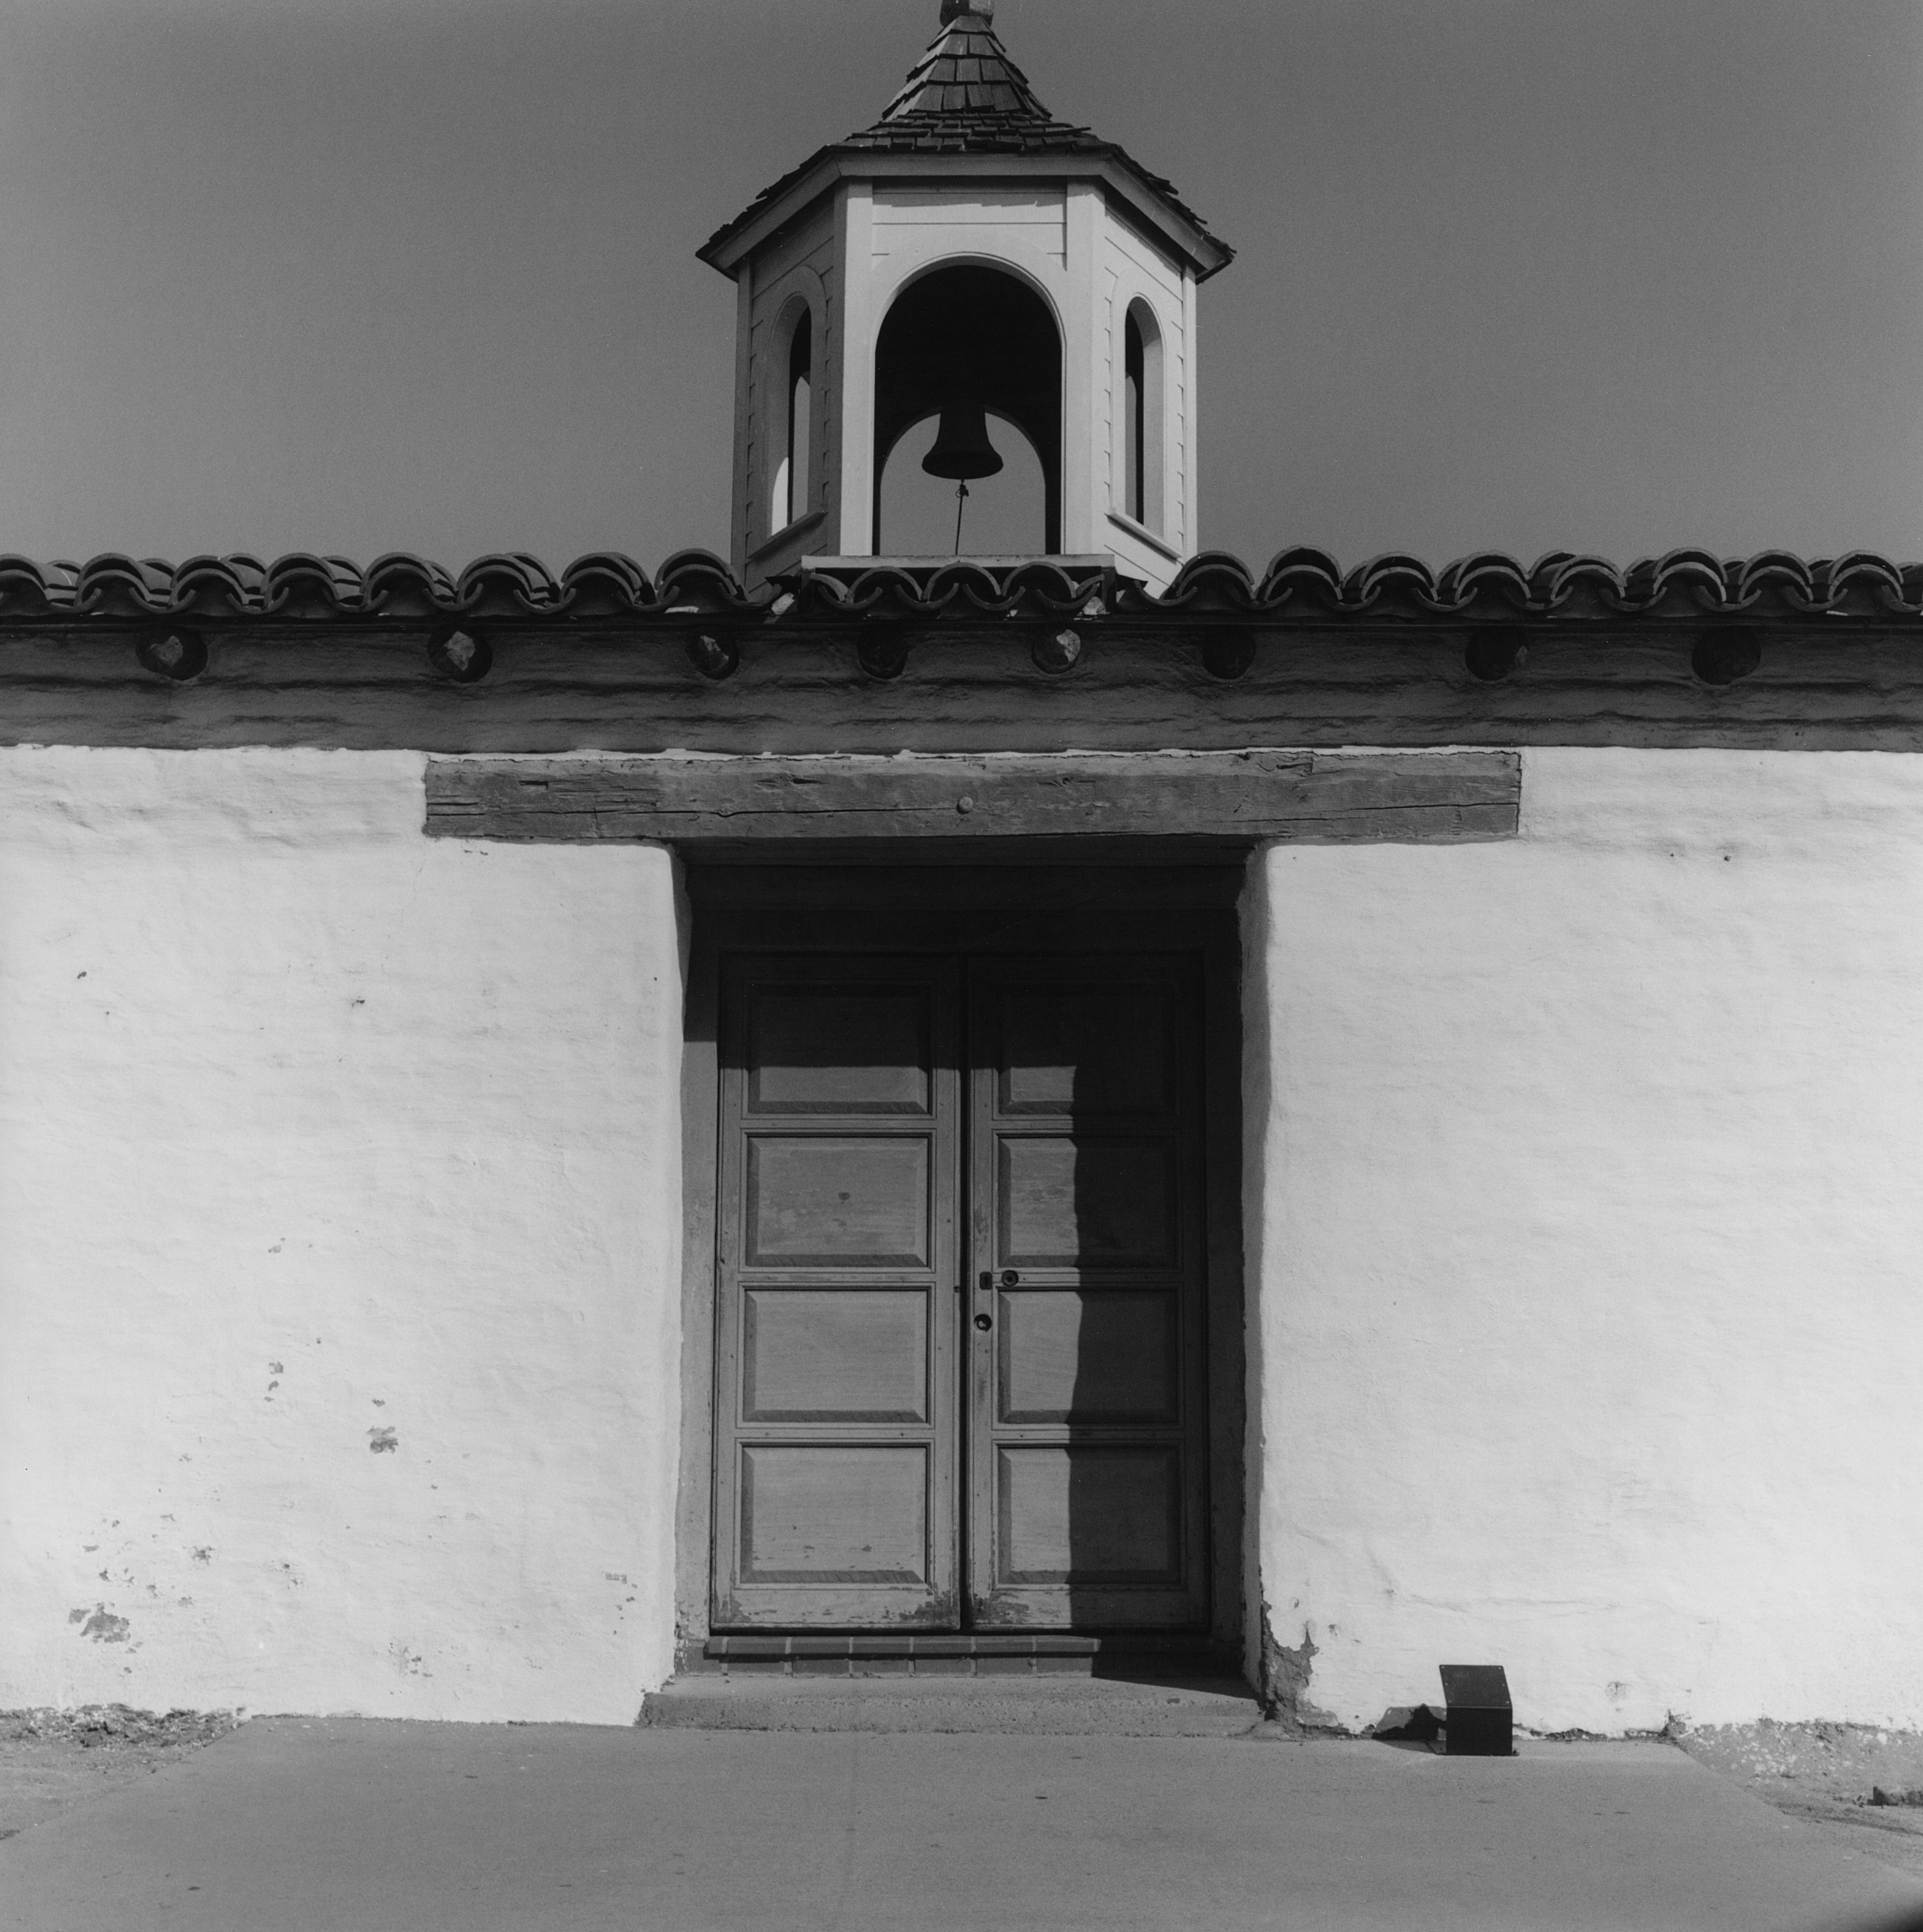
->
1439, 1664, 1513, 1756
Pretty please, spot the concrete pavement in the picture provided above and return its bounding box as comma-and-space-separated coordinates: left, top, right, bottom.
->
5, 1718, 1923, 1932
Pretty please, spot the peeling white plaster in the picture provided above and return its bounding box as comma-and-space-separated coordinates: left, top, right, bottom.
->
0, 748, 683, 1723
1249, 747, 1923, 1734
7, 742, 1922, 1733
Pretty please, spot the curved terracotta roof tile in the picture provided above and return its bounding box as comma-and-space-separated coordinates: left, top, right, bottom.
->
0, 548, 1919, 624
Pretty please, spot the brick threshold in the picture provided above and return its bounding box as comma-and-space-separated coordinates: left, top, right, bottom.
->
691, 1632, 1237, 1678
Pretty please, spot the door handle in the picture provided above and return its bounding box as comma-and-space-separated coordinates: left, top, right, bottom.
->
974, 1268, 1014, 1329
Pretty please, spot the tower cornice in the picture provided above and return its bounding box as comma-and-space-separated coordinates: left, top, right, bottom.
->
697, 148, 1232, 281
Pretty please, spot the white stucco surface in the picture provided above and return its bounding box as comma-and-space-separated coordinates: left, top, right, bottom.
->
11, 741, 1919, 1734
0, 749, 684, 1723
1248, 748, 1923, 1735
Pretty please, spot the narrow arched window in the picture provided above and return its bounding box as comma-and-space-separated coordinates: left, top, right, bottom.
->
1121, 300, 1164, 535
772, 309, 813, 533
1124, 311, 1146, 524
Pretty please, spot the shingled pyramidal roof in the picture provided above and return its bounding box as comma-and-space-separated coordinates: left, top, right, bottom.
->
862, 0, 1076, 137
701, 0, 1227, 271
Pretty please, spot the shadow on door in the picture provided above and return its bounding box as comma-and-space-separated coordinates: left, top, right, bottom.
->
982, 959, 1211, 1667
685, 877, 1242, 1683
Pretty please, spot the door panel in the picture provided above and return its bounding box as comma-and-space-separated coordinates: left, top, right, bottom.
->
739, 1444, 930, 1581
997, 1135, 1179, 1267
995, 1447, 1184, 1580
969, 956, 1209, 1629
748, 987, 931, 1113
713, 956, 959, 1627
745, 1136, 932, 1266
996, 1290, 1177, 1423
741, 1289, 930, 1422
999, 986, 1175, 1115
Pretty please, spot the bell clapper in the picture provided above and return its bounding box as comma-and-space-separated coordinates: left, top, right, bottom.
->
953, 480, 970, 556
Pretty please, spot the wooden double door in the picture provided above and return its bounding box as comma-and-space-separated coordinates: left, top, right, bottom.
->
710, 945, 1211, 1632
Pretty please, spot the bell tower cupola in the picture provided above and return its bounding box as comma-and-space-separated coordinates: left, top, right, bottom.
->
699, 0, 1233, 589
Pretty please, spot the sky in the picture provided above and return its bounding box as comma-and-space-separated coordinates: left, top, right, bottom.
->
0, 0, 1918, 573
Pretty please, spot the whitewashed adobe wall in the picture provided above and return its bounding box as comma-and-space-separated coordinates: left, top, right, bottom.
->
10, 739, 1919, 1733
1246, 747, 1923, 1735
0, 749, 684, 1724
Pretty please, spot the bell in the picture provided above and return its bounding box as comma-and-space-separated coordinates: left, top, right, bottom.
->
921, 401, 1004, 481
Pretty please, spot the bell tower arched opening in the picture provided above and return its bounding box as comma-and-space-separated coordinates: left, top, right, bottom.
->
877, 412, 1048, 557
872, 264, 1061, 557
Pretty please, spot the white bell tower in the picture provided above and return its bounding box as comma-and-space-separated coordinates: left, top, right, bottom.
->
698, 0, 1233, 590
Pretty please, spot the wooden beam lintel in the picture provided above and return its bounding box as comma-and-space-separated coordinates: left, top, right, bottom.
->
424, 749, 1521, 846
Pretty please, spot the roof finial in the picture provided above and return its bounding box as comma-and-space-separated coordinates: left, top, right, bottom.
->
939, 0, 993, 23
